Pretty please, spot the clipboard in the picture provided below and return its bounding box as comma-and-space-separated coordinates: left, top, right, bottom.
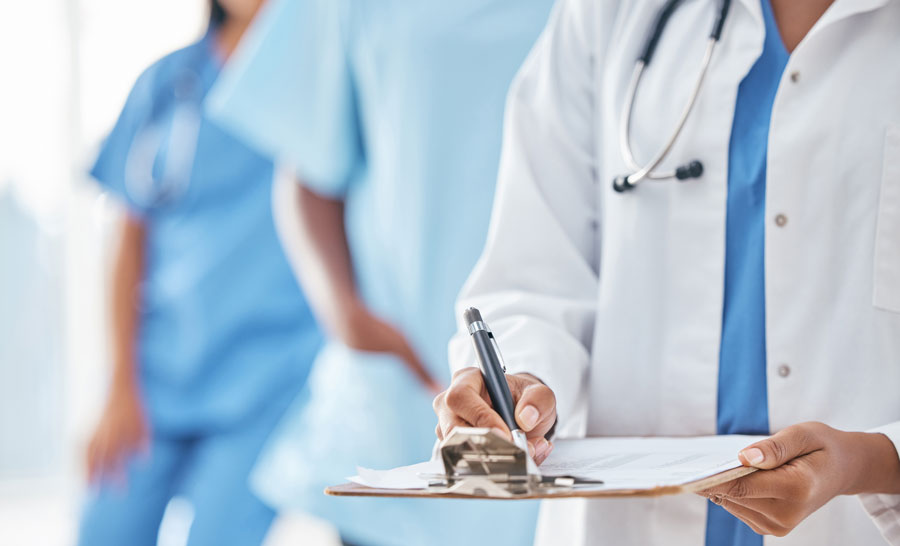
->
325, 428, 757, 500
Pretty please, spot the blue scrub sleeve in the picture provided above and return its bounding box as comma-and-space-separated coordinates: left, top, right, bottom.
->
90, 68, 158, 217
206, 0, 362, 198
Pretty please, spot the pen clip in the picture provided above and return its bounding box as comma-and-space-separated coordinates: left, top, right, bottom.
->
466, 316, 507, 374
488, 332, 507, 373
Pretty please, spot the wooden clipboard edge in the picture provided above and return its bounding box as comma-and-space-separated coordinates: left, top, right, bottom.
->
681, 465, 757, 493
324, 465, 757, 500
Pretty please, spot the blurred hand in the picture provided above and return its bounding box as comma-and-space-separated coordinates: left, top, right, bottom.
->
432, 368, 557, 464
86, 377, 149, 485
700, 422, 900, 537
338, 300, 443, 396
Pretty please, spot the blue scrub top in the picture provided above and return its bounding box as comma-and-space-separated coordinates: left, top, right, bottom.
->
91, 31, 322, 434
708, 0, 789, 544
208, 1, 554, 544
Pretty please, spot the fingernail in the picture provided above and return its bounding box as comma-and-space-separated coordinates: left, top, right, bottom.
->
741, 447, 765, 465
534, 438, 549, 459
519, 405, 539, 430
528, 443, 536, 458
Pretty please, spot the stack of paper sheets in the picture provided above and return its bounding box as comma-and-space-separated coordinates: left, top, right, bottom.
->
349, 435, 764, 492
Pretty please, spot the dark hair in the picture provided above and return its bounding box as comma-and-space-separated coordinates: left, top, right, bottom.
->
209, 0, 227, 28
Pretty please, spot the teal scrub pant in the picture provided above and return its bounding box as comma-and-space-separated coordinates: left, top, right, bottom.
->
78, 396, 292, 546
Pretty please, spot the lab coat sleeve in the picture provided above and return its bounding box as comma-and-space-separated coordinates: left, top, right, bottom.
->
860, 421, 900, 544
448, 0, 607, 436
206, 0, 362, 197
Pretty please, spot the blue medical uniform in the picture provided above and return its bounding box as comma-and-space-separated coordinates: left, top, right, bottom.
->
79, 30, 322, 546
707, 0, 789, 544
207, 0, 554, 544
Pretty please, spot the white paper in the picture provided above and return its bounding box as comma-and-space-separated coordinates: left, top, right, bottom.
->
349, 435, 764, 491
540, 435, 765, 491
349, 459, 443, 490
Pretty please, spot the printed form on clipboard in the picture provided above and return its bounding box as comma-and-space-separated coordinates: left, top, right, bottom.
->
326, 428, 765, 500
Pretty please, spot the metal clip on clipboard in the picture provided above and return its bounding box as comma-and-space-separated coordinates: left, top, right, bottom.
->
423, 427, 603, 498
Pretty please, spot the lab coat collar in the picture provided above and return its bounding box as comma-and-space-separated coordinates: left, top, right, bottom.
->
816, 0, 893, 28
735, 0, 892, 31
732, 0, 892, 58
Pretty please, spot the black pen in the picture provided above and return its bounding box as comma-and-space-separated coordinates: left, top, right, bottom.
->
463, 307, 540, 476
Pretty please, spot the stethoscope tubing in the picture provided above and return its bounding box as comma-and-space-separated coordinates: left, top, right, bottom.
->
124, 103, 201, 208
614, 0, 732, 192
618, 37, 716, 184
123, 68, 204, 209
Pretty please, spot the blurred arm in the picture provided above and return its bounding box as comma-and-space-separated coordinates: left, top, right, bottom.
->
86, 213, 149, 483
109, 214, 144, 390
272, 172, 442, 393
272, 169, 356, 330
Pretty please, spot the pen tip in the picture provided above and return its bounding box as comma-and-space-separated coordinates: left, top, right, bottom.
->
463, 307, 483, 326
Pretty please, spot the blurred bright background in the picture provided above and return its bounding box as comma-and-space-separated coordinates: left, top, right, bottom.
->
0, 2, 334, 544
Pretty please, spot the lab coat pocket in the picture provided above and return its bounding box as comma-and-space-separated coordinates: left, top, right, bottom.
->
873, 125, 900, 312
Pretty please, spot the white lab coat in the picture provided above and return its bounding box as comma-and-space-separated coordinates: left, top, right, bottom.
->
449, 0, 900, 544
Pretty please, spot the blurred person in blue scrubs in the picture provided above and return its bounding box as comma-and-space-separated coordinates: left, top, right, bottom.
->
77, 1, 322, 544
207, 0, 555, 545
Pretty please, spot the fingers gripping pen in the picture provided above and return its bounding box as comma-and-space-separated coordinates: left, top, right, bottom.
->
463, 307, 540, 476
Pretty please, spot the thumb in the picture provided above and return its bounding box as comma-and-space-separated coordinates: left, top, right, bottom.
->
739, 423, 822, 470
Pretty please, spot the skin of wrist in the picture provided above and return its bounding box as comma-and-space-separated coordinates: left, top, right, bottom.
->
844, 432, 900, 496
336, 292, 363, 317
338, 296, 368, 335
110, 364, 140, 397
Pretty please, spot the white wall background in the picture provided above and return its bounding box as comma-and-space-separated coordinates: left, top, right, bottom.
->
0, 2, 203, 544
0, 3, 341, 543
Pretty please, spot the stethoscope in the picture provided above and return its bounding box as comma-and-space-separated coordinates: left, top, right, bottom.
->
123, 68, 204, 208
613, 0, 732, 193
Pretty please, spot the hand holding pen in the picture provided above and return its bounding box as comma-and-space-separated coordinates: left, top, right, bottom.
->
432, 308, 558, 465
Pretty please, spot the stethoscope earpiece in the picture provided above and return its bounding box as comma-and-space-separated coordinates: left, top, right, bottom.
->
675, 160, 704, 180
612, 176, 636, 193
613, 159, 703, 193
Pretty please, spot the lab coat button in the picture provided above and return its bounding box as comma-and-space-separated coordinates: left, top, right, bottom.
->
790, 71, 800, 83
777, 364, 791, 378
774, 214, 788, 227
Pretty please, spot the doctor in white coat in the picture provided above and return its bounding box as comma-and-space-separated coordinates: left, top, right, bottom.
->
434, 0, 900, 544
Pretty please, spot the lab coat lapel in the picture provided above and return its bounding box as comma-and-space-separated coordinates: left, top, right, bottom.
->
734, 0, 763, 24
